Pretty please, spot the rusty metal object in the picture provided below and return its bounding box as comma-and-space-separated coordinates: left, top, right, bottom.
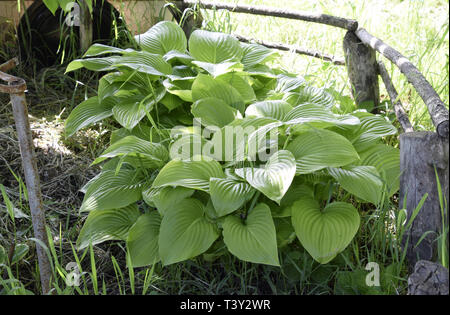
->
0, 58, 52, 294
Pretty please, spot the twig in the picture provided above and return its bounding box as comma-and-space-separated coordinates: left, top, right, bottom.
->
235, 34, 345, 66
377, 60, 414, 133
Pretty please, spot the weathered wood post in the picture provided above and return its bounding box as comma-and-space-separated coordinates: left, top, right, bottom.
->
0, 58, 52, 294
399, 132, 448, 265
343, 31, 380, 113
79, 0, 93, 53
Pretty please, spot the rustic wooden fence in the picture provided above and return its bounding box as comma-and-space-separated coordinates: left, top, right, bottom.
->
175, 0, 449, 267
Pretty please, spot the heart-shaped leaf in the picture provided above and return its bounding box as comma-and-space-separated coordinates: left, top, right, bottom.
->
158, 198, 219, 265
93, 136, 169, 168
245, 100, 293, 121
192, 74, 245, 113
287, 129, 359, 174
135, 21, 187, 55
189, 30, 243, 63
77, 204, 140, 249
127, 211, 161, 267
152, 157, 225, 191
142, 186, 194, 215
222, 203, 280, 266
191, 97, 239, 128
80, 169, 144, 212
291, 198, 360, 264
65, 96, 114, 137
209, 177, 255, 217
235, 150, 296, 204
328, 166, 383, 204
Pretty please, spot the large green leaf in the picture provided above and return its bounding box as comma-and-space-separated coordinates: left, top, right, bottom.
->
191, 74, 245, 113
142, 186, 194, 215
77, 204, 140, 250
328, 166, 383, 204
351, 113, 398, 149
241, 43, 278, 68
112, 85, 166, 130
284, 103, 359, 129
283, 85, 335, 109
152, 158, 225, 191
66, 57, 118, 73
235, 150, 296, 204
191, 97, 239, 128
80, 169, 144, 212
222, 203, 280, 266
192, 60, 243, 77
357, 144, 400, 197
158, 198, 219, 265
245, 100, 293, 121
65, 96, 114, 137
113, 51, 172, 76
127, 212, 161, 267
291, 198, 360, 264
287, 129, 359, 174
92, 136, 169, 169
135, 21, 187, 55
209, 177, 255, 217
216, 72, 256, 103
189, 30, 243, 63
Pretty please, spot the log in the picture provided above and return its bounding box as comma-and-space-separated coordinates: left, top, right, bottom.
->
408, 260, 449, 295
182, 0, 358, 31
400, 131, 449, 266
356, 28, 449, 138
234, 34, 345, 66
378, 60, 414, 133
343, 31, 380, 112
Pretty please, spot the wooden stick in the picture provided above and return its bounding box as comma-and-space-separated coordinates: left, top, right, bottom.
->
235, 34, 345, 65
378, 60, 414, 133
0, 59, 52, 294
356, 28, 449, 138
183, 0, 358, 31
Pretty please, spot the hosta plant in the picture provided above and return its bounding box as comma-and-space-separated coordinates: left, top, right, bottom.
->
65, 21, 400, 266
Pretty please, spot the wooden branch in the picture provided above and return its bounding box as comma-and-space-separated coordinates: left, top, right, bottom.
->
343, 31, 380, 112
356, 28, 449, 138
235, 34, 345, 65
378, 60, 414, 133
183, 0, 358, 31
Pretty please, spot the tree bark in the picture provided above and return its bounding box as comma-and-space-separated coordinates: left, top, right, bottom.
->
400, 132, 449, 267
343, 31, 380, 113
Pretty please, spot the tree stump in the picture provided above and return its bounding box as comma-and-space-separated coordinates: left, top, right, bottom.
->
400, 132, 449, 266
408, 260, 449, 295
343, 31, 380, 113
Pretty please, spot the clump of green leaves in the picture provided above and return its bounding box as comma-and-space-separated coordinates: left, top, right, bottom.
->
65, 21, 400, 267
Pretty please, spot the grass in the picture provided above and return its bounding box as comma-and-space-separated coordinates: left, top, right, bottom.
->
0, 0, 448, 295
